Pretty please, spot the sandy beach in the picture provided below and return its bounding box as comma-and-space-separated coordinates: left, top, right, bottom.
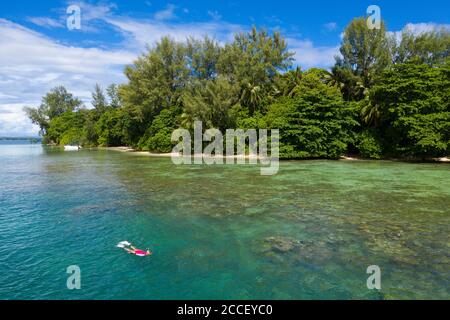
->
104, 146, 264, 160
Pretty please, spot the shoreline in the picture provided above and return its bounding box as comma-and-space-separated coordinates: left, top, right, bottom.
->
101, 147, 449, 163
101, 147, 264, 160
338, 155, 450, 163
340, 155, 450, 162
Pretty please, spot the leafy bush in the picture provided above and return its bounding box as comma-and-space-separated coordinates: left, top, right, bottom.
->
95, 109, 126, 147
369, 60, 450, 157
47, 111, 84, 145
264, 77, 358, 159
137, 107, 181, 152
356, 130, 382, 159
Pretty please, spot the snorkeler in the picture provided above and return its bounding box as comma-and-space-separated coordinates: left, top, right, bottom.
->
123, 245, 152, 257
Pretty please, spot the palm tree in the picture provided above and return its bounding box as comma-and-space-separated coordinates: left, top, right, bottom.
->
280, 67, 303, 97
323, 69, 344, 91
240, 82, 263, 114
326, 66, 366, 101
361, 100, 381, 127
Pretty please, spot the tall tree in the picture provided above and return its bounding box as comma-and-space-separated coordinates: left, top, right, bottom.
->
218, 27, 294, 113
92, 84, 108, 115
119, 37, 189, 145
182, 77, 240, 130
393, 28, 450, 65
335, 17, 391, 100
186, 36, 221, 81
275, 66, 303, 98
106, 84, 121, 109
24, 86, 82, 135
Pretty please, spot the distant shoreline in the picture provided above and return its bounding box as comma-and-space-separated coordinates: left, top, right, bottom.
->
0, 137, 41, 141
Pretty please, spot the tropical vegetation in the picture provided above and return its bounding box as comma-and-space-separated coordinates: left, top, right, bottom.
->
25, 18, 450, 159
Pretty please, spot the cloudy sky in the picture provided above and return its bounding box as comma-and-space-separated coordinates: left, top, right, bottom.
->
0, 0, 449, 137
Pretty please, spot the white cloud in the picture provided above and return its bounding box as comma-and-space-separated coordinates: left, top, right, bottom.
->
70, 1, 118, 33
389, 22, 450, 43
0, 93, 18, 99
207, 10, 222, 21
154, 4, 177, 21
0, 103, 40, 136
288, 38, 339, 69
70, 1, 117, 21
0, 19, 135, 137
26, 1, 118, 33
323, 22, 337, 31
403, 22, 450, 34
105, 17, 244, 50
27, 17, 64, 29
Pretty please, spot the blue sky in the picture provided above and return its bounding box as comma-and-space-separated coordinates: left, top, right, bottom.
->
0, 0, 449, 136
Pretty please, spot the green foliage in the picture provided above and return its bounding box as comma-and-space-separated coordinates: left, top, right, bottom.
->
275, 67, 303, 98
118, 37, 188, 145
264, 76, 358, 159
82, 110, 99, 147
95, 108, 129, 147
137, 107, 181, 152
369, 60, 450, 157
92, 84, 108, 115
218, 27, 294, 113
24, 86, 82, 135
355, 130, 383, 159
46, 111, 85, 145
186, 37, 221, 80
182, 77, 240, 130
335, 17, 392, 100
106, 84, 122, 109
25, 22, 449, 160
393, 28, 450, 65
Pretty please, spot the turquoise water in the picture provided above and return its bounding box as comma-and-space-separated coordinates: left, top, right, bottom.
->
0, 143, 449, 300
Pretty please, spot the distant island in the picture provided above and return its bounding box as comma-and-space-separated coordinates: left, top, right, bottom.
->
0, 137, 42, 143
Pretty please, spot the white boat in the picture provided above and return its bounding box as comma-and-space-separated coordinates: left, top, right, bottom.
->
64, 145, 81, 151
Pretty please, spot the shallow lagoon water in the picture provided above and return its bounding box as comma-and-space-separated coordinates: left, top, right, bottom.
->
0, 143, 448, 299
